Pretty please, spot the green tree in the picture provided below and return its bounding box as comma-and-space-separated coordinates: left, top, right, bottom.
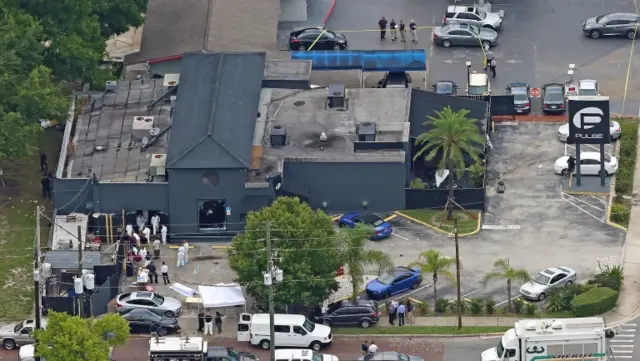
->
482, 258, 530, 312
408, 249, 456, 306
93, 0, 148, 38
33, 311, 129, 361
0, 111, 41, 161
17, 66, 69, 123
413, 106, 485, 219
229, 197, 342, 309
340, 225, 393, 300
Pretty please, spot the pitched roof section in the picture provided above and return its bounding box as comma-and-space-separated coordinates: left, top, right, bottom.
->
166, 52, 266, 169
124, 0, 280, 64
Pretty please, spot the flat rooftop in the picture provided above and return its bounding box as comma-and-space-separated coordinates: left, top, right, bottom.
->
65, 79, 172, 182
249, 88, 410, 180
51, 213, 88, 250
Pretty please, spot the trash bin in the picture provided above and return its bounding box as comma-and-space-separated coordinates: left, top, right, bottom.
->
497, 181, 505, 193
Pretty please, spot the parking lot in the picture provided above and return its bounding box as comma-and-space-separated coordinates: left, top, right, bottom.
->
363, 122, 624, 307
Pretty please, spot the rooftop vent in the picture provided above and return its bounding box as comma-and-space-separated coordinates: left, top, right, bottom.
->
132, 116, 155, 140
551, 321, 563, 330
357, 122, 377, 142
270, 125, 287, 148
163, 74, 180, 89
105, 80, 117, 92
525, 322, 536, 331
327, 84, 346, 109
150, 154, 167, 176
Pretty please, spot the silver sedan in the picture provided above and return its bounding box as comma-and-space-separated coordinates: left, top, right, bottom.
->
520, 267, 577, 301
557, 120, 621, 142
115, 291, 183, 317
433, 23, 498, 49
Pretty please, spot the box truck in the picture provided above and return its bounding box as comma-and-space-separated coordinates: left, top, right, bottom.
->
481, 317, 614, 361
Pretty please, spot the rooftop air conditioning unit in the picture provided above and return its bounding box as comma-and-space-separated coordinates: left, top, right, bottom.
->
163, 74, 180, 92
327, 84, 346, 109
150, 154, 167, 176
270, 125, 287, 147
132, 116, 155, 140
357, 122, 377, 142
105, 80, 117, 92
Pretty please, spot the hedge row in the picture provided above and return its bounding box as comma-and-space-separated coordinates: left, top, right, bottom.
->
614, 119, 639, 196
571, 287, 619, 317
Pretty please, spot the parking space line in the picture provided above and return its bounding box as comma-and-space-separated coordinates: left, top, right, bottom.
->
393, 233, 409, 241
495, 295, 521, 307
462, 289, 480, 297
563, 192, 605, 211
561, 193, 605, 223
611, 339, 634, 343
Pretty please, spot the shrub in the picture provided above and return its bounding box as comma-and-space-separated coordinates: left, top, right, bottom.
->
615, 119, 639, 195
513, 298, 525, 314
469, 298, 484, 315
592, 264, 624, 291
545, 284, 587, 312
409, 178, 426, 189
435, 298, 449, 313
611, 203, 631, 225
448, 299, 467, 314
571, 287, 619, 317
415, 301, 430, 316
525, 302, 537, 315
484, 299, 496, 315
469, 164, 485, 187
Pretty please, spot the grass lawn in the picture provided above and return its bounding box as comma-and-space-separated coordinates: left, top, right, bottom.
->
400, 209, 479, 234
0, 130, 62, 320
334, 326, 510, 335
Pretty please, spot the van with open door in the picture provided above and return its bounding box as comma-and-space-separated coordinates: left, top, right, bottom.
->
237, 313, 333, 352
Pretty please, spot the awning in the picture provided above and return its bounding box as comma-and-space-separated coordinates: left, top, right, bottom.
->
198, 284, 246, 308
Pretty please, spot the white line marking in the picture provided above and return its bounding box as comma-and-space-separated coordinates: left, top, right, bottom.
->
562, 192, 605, 211
393, 233, 409, 241
482, 224, 521, 230
611, 350, 634, 353
612, 356, 632, 359
462, 289, 480, 297
611, 339, 634, 343
622, 323, 637, 327
561, 193, 605, 223
495, 295, 521, 307
615, 334, 635, 338
611, 344, 635, 348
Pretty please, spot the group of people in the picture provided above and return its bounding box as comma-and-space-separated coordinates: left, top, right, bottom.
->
197, 311, 224, 335
483, 50, 497, 78
386, 299, 413, 326
378, 17, 418, 43
361, 341, 378, 357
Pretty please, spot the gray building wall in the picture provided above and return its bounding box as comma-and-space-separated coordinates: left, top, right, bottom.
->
282, 161, 406, 212
92, 183, 169, 213
53, 178, 93, 214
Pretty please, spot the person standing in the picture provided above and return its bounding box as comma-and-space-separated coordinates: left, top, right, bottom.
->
204, 312, 214, 335
399, 20, 406, 42
409, 20, 418, 43
161, 224, 168, 245
378, 16, 388, 40
41, 174, 52, 199
152, 238, 161, 259
214, 312, 223, 334
406, 299, 413, 325
368, 341, 378, 355
197, 311, 205, 333
489, 57, 497, 78
389, 19, 397, 41
397, 301, 406, 326
146, 261, 158, 284
151, 213, 161, 235
361, 341, 369, 355
567, 155, 576, 174
387, 301, 396, 325
132, 232, 141, 247
139, 247, 148, 261
126, 224, 133, 237
142, 226, 151, 241
183, 240, 190, 264
176, 244, 186, 267
136, 213, 145, 232
161, 261, 170, 284
40, 152, 48, 173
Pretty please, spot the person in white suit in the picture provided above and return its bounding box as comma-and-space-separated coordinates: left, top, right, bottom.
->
142, 226, 151, 241
151, 214, 161, 235
136, 213, 145, 232
161, 224, 168, 245
125, 224, 133, 237
182, 240, 189, 264
176, 245, 186, 267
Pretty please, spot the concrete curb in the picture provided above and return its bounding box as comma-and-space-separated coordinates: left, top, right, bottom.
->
393, 211, 482, 237
493, 113, 636, 123
334, 332, 505, 338
323, 0, 337, 25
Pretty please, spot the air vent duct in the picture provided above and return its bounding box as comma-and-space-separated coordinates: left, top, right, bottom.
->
327, 84, 346, 109
357, 122, 377, 142
270, 125, 287, 147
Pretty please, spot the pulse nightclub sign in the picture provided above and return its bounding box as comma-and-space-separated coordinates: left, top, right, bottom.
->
567, 96, 610, 144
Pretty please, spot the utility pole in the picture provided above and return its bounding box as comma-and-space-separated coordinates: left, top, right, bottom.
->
34, 206, 42, 330
77, 225, 84, 317
454, 217, 463, 329
264, 221, 283, 361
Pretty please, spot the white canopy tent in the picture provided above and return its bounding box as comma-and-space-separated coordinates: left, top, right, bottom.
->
198, 284, 246, 308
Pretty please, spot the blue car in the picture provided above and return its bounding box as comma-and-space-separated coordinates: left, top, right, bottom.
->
365, 266, 423, 300
338, 213, 393, 240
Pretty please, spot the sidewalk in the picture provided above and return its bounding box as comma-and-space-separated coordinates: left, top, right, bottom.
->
376, 316, 518, 327
603, 124, 640, 327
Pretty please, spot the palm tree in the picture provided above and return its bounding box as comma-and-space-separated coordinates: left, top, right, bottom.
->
340, 225, 394, 300
408, 249, 456, 307
413, 106, 485, 220
482, 258, 531, 312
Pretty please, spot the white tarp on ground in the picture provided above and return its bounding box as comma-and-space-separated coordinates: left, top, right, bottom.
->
198, 284, 246, 308
170, 283, 197, 297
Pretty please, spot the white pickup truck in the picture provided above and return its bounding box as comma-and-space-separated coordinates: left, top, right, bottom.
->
0, 318, 46, 350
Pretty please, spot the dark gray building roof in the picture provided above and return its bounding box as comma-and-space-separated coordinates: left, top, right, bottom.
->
166, 52, 266, 169
44, 251, 103, 270
124, 0, 280, 65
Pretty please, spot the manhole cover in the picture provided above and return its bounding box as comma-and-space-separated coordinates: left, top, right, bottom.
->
293, 100, 306, 106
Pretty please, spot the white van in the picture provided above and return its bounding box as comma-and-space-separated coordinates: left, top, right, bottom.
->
237, 313, 333, 352
275, 349, 338, 361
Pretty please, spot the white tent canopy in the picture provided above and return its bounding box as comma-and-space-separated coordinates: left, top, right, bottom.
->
198, 284, 246, 308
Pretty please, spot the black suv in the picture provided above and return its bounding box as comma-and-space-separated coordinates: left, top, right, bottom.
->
378, 71, 412, 88
313, 300, 379, 328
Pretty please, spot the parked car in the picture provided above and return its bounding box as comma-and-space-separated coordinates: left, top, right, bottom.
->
358, 351, 424, 361
313, 299, 379, 328
116, 291, 182, 317
378, 71, 412, 88
506, 82, 531, 114
433, 23, 498, 49
582, 12, 640, 39
289, 28, 347, 51
121, 308, 181, 336
557, 120, 621, 142
0, 319, 45, 350
275, 349, 337, 361
338, 213, 393, 240
542, 83, 566, 114
443, 5, 503, 30
519, 267, 577, 301
467, 72, 490, 96
207, 346, 259, 361
554, 152, 618, 176
433, 80, 458, 95
365, 266, 422, 300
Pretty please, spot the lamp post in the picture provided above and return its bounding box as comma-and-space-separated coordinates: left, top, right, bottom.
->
263, 222, 284, 361
466, 61, 472, 89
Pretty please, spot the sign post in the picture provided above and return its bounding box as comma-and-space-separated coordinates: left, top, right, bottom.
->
530, 88, 540, 98
567, 96, 610, 187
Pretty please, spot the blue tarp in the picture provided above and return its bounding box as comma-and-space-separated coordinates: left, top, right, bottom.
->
290, 50, 427, 72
